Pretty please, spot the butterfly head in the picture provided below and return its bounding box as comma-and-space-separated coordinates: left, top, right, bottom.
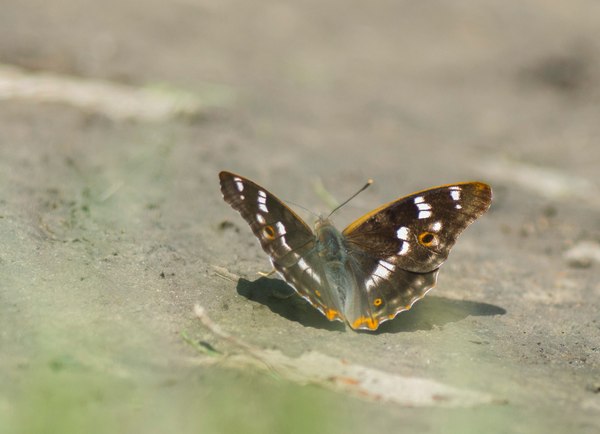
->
314, 215, 333, 232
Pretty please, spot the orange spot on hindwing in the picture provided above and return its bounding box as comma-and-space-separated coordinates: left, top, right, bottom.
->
351, 316, 379, 330
325, 309, 340, 321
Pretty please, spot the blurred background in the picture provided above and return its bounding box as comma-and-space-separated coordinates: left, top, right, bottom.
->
1, 1, 599, 433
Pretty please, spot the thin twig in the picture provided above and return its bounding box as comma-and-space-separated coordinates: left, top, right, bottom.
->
193, 305, 279, 376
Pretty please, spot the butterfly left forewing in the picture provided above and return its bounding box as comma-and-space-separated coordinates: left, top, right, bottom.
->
219, 171, 314, 257
219, 171, 344, 321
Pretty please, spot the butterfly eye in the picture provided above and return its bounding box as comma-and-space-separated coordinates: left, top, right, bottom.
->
262, 225, 276, 239
418, 231, 436, 246
373, 298, 383, 307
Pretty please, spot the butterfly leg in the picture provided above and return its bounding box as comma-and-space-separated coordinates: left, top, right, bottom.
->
257, 269, 276, 277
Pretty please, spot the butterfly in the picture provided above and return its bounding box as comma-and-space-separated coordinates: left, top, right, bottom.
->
219, 171, 492, 331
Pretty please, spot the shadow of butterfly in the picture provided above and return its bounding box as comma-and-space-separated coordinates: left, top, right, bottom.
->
219, 171, 492, 331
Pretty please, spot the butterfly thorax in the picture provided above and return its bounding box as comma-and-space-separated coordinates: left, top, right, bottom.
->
314, 218, 347, 263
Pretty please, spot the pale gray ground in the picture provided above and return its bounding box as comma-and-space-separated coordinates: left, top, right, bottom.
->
1, 1, 599, 433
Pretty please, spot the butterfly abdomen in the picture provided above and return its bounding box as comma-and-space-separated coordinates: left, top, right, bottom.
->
314, 220, 364, 322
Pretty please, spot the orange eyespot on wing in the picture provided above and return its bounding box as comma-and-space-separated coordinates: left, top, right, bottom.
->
418, 231, 436, 246
262, 225, 276, 239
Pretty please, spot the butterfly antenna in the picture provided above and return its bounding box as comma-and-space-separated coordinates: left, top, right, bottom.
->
285, 200, 319, 219
328, 179, 373, 218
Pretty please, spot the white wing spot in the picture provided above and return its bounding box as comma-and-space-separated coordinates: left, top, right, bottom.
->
396, 226, 409, 240
417, 202, 431, 211
365, 277, 377, 291
239, 194, 245, 200
373, 262, 393, 280
256, 214, 266, 224
306, 268, 322, 285
297, 257, 310, 272
398, 241, 410, 255
431, 221, 442, 232
257, 190, 268, 212
378, 259, 395, 271
455, 204, 462, 210
418, 210, 432, 219
449, 186, 461, 201
234, 179, 244, 192
274, 221, 287, 236
414, 196, 425, 204
278, 239, 293, 254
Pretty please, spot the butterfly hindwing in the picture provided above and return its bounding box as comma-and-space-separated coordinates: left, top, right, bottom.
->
343, 250, 439, 330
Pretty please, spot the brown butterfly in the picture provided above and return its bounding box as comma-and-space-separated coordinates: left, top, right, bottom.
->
219, 171, 492, 330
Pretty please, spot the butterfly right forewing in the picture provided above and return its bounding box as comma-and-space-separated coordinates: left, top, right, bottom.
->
343, 182, 492, 273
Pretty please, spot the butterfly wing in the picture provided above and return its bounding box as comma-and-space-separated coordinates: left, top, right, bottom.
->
343, 182, 492, 272
219, 171, 344, 321
343, 258, 439, 330
341, 182, 492, 330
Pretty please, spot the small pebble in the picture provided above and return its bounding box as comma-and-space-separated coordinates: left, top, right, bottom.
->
564, 241, 600, 268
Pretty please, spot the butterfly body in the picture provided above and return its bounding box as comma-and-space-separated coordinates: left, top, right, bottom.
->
315, 219, 344, 261
219, 171, 492, 331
